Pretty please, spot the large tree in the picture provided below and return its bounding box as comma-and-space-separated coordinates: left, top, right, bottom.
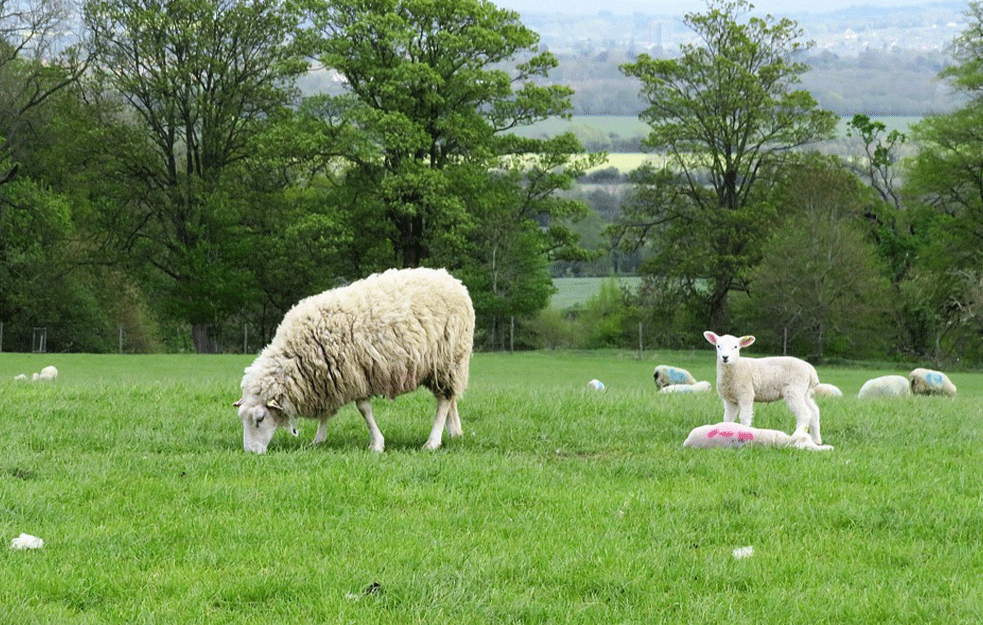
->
617, 0, 836, 332
83, 0, 308, 352
904, 0, 983, 361
303, 0, 600, 346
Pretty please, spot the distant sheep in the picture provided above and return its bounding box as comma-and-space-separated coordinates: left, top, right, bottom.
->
660, 381, 711, 394
812, 383, 843, 398
909, 368, 957, 397
684, 422, 833, 451
653, 365, 697, 389
857, 375, 911, 399
13, 374, 28, 382
235, 267, 475, 454
587, 379, 605, 391
704, 331, 823, 445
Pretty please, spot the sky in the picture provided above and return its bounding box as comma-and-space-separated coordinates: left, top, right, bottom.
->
493, 0, 928, 16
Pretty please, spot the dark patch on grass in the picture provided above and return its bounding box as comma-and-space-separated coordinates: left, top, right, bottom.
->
6, 467, 35, 480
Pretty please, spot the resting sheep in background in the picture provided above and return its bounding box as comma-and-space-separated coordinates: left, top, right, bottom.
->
684, 422, 833, 451
235, 267, 475, 454
660, 381, 712, 394
857, 375, 911, 398
909, 368, 957, 397
811, 382, 843, 398
704, 331, 823, 446
653, 365, 697, 389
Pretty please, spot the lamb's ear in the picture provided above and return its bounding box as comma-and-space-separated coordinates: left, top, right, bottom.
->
739, 335, 756, 347
232, 398, 244, 407
703, 331, 719, 345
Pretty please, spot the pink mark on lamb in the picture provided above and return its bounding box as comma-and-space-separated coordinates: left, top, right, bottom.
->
706, 427, 754, 442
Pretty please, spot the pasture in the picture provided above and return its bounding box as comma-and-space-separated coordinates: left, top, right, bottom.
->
2, 350, 982, 623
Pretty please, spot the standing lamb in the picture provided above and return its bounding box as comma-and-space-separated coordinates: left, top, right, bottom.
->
235, 267, 475, 454
704, 331, 823, 445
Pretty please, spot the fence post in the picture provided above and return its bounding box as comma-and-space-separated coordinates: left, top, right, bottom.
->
119, 325, 124, 354
243, 323, 248, 354
509, 316, 514, 353
638, 322, 643, 359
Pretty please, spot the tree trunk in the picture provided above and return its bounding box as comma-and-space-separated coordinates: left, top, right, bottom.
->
192, 324, 214, 354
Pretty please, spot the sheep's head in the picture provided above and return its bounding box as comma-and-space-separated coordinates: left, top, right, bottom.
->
704, 331, 755, 365
233, 396, 297, 454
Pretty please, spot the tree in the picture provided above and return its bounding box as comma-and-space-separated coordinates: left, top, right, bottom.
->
903, 1, 983, 362
743, 155, 893, 361
303, 0, 601, 345
83, 0, 308, 352
617, 0, 837, 331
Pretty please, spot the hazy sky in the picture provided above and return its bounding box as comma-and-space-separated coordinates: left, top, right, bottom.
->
494, 0, 927, 16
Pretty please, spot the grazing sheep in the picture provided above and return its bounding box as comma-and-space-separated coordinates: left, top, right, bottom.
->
684, 422, 833, 451
653, 365, 697, 389
587, 379, 605, 391
703, 331, 823, 445
36, 366, 58, 381
811, 383, 843, 398
659, 381, 712, 394
857, 375, 911, 399
235, 267, 475, 454
909, 368, 957, 397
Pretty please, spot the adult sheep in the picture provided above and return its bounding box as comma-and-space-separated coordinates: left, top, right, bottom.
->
909, 368, 957, 397
653, 365, 697, 389
703, 331, 823, 445
857, 375, 911, 399
235, 267, 475, 454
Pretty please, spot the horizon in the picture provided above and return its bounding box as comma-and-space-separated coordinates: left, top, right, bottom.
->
493, 0, 963, 16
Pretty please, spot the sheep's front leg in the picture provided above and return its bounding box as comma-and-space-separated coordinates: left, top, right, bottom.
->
313, 416, 329, 444
423, 396, 453, 450
737, 398, 755, 427
722, 399, 740, 423
356, 399, 385, 453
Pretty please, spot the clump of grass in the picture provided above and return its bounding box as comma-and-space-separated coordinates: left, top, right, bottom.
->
1, 351, 982, 623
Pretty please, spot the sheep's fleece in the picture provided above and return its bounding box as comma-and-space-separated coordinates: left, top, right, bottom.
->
684, 422, 833, 451
236, 267, 475, 453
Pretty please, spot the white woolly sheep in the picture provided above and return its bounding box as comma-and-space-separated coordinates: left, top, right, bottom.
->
653, 365, 697, 389
587, 379, 605, 391
13, 374, 28, 382
704, 331, 823, 445
659, 380, 712, 394
811, 382, 843, 398
909, 368, 957, 397
235, 267, 475, 454
857, 375, 911, 399
37, 366, 58, 381
684, 422, 833, 451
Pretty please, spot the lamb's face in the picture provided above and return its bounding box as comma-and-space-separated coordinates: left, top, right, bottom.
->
704, 331, 755, 365
236, 397, 280, 454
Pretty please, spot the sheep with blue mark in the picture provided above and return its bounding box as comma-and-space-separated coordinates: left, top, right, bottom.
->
909, 368, 957, 397
653, 365, 697, 389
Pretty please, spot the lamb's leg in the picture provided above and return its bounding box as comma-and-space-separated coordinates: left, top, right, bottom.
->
356, 399, 385, 453
737, 399, 755, 427
722, 399, 740, 423
423, 395, 453, 450
783, 393, 813, 441
445, 398, 463, 438
806, 394, 822, 445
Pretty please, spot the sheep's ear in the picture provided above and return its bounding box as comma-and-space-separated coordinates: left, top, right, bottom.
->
703, 331, 718, 345
739, 335, 756, 347
268, 398, 283, 411
232, 398, 244, 407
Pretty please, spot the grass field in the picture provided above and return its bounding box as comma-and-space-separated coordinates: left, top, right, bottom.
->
2, 350, 982, 623
551, 276, 643, 309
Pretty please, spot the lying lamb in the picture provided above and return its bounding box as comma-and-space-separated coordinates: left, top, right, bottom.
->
812, 382, 843, 398
235, 267, 475, 453
684, 422, 833, 451
660, 381, 712, 394
857, 375, 911, 398
704, 331, 823, 445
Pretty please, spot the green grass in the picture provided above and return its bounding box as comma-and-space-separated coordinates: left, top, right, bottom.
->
2, 350, 982, 623
551, 276, 643, 309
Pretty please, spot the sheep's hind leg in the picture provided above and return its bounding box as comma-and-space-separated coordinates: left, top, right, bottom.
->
784, 394, 814, 442
423, 396, 453, 450
805, 394, 822, 445
356, 399, 385, 452
445, 398, 463, 438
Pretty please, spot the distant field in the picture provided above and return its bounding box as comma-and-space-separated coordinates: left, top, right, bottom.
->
552, 276, 643, 309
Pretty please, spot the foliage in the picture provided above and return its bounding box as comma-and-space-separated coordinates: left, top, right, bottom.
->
83, 0, 309, 351
618, 0, 838, 331
741, 155, 894, 361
